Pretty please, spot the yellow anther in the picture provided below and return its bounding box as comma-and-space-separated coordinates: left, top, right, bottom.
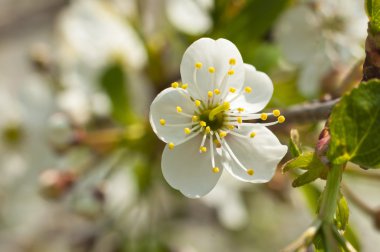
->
237, 108, 245, 113
237, 117, 243, 123
195, 62, 202, 69
208, 91, 213, 98
229, 87, 236, 93
205, 126, 211, 134
176, 106, 183, 113
171, 82, 179, 88
184, 128, 191, 135
247, 169, 254, 176
278, 115, 285, 123
250, 132, 256, 138
228, 69, 234, 75
212, 167, 220, 173
181, 83, 188, 89
260, 113, 268, 121
192, 115, 199, 122
227, 125, 235, 130
195, 100, 201, 107
168, 143, 175, 150
219, 131, 227, 138
208, 67, 215, 73
229, 58, 236, 65
214, 89, 220, 95
214, 139, 221, 148
200, 121, 207, 127
159, 119, 166, 126
273, 109, 281, 117
244, 86, 252, 93
200, 146, 207, 153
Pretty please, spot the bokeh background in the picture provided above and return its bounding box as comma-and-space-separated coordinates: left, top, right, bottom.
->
0, 0, 380, 251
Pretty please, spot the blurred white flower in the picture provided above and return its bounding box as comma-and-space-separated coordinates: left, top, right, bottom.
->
202, 171, 249, 230
47, 113, 73, 148
166, 0, 213, 35
274, 0, 367, 97
150, 38, 287, 198
57, 88, 91, 125
0, 76, 54, 187
104, 166, 138, 218
58, 0, 147, 71
56, 0, 152, 125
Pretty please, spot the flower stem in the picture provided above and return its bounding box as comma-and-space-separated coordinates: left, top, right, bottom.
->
318, 163, 344, 222
317, 163, 345, 251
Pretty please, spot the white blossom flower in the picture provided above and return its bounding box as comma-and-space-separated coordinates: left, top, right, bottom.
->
150, 38, 288, 198
166, 0, 213, 35
274, 0, 367, 97
56, 0, 152, 124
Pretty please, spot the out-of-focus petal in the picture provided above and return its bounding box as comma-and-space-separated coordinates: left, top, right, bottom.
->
166, 0, 212, 36
274, 5, 320, 65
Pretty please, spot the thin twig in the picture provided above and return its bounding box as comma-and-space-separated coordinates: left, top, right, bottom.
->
281, 220, 321, 252
280, 99, 340, 124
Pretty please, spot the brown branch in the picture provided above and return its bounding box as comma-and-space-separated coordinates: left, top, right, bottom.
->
279, 98, 339, 124
363, 23, 380, 81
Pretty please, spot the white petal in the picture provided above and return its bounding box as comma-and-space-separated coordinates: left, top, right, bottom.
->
150, 88, 195, 144
166, 0, 212, 36
298, 53, 331, 98
180, 38, 245, 100
223, 126, 287, 183
229, 64, 273, 113
161, 135, 222, 198
274, 5, 321, 65
58, 0, 147, 70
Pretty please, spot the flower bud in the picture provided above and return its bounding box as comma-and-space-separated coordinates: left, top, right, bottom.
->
39, 169, 76, 199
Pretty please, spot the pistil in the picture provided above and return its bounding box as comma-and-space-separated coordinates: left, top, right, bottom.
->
208, 102, 230, 121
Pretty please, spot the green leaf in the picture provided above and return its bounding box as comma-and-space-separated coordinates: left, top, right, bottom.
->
292, 166, 324, 188
292, 153, 326, 187
283, 152, 327, 187
366, 0, 380, 33
335, 193, 349, 231
282, 151, 314, 173
99, 61, 134, 125
289, 129, 302, 157
212, 0, 291, 42
328, 80, 380, 168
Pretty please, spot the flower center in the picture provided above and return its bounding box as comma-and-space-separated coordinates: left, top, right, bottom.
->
322, 15, 346, 33
198, 109, 224, 132
195, 102, 230, 132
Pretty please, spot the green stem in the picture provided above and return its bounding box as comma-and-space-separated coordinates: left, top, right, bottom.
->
318, 163, 344, 222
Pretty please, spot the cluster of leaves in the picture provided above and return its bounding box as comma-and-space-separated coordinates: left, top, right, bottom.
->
283, 78, 380, 251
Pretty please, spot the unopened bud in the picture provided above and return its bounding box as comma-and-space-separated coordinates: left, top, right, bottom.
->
39, 169, 76, 199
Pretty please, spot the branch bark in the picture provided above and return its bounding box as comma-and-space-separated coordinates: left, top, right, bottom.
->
280, 99, 339, 124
